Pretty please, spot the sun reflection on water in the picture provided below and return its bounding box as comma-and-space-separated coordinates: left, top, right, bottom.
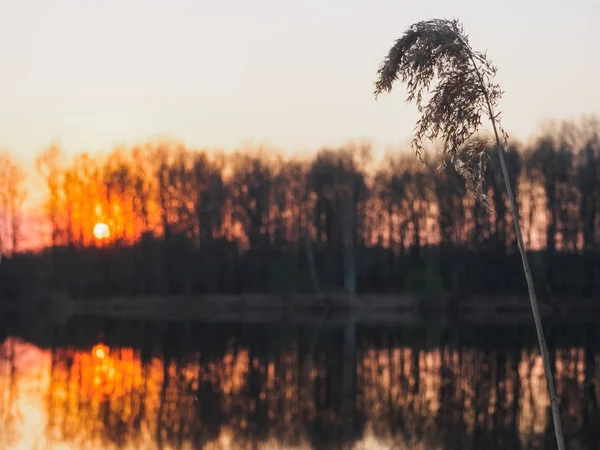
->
0, 332, 598, 450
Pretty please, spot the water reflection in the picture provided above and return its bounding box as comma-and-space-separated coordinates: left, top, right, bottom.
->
1, 316, 600, 449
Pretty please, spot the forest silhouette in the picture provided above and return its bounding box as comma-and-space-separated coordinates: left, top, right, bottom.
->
1, 116, 599, 301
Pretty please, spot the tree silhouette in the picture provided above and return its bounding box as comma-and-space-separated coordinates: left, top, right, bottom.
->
0, 152, 27, 257
0, 116, 599, 301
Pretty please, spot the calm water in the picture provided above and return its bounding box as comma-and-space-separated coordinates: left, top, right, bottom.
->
1, 313, 600, 450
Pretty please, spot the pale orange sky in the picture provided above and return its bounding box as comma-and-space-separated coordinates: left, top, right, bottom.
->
0, 0, 598, 164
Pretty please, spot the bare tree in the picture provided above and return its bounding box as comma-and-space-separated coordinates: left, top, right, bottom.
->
0, 152, 27, 256
36, 144, 64, 250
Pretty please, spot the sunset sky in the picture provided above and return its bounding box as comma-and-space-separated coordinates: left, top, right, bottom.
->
0, 0, 598, 163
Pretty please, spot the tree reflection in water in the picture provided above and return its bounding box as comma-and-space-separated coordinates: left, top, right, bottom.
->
1, 317, 599, 450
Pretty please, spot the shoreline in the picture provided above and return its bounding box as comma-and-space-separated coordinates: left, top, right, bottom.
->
2, 292, 600, 325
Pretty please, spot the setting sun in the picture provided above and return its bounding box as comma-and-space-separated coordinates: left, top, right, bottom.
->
93, 223, 110, 240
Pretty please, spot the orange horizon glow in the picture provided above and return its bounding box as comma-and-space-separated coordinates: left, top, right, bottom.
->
0, 139, 588, 254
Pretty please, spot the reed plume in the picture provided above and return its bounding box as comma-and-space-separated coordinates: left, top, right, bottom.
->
374, 18, 566, 450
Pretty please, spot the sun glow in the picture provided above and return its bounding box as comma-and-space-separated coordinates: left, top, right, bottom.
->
93, 344, 108, 360
93, 222, 110, 240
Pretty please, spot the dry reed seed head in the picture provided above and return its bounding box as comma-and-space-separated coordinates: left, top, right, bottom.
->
374, 18, 509, 208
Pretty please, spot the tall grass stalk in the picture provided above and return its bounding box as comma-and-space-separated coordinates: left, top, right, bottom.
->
374, 18, 565, 450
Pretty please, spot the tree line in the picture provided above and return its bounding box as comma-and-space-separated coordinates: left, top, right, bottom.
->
1, 116, 599, 300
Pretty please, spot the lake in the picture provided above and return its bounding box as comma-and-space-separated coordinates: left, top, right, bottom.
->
0, 313, 599, 449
